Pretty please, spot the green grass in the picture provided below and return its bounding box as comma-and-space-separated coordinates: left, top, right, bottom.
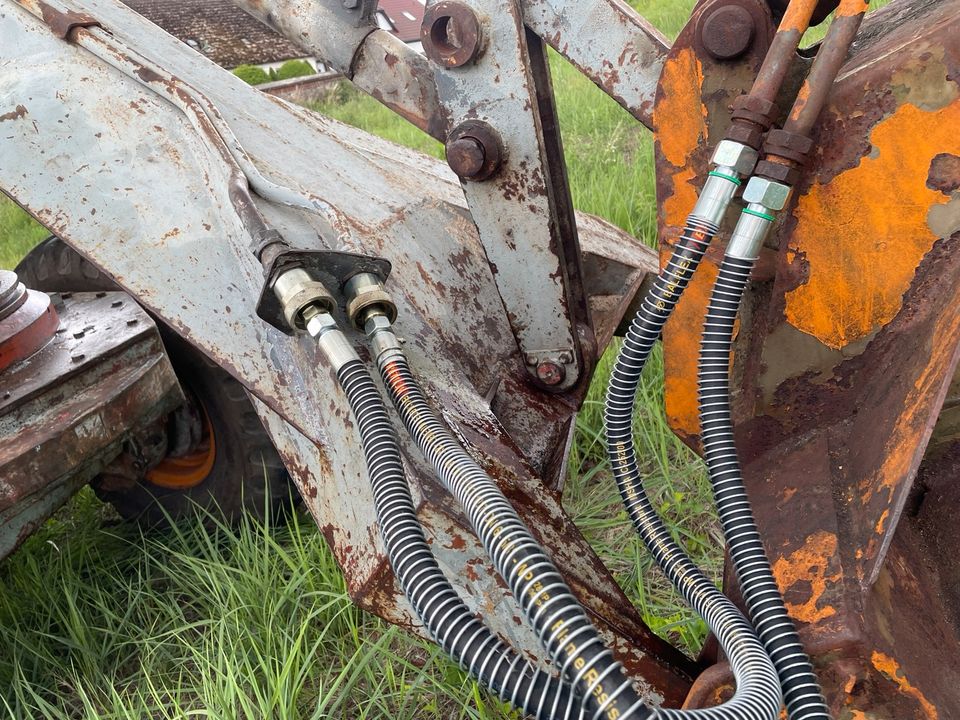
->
0, 198, 46, 269
2, 0, 875, 714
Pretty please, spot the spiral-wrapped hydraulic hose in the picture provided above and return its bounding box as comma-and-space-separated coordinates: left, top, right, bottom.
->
604, 216, 781, 720
376, 350, 649, 720
698, 230, 830, 720
307, 313, 585, 720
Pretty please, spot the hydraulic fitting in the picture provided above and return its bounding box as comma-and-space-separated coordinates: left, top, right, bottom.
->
271, 267, 335, 332
742, 176, 792, 211
303, 307, 360, 372
688, 141, 758, 227
726, 203, 776, 260
692, 168, 742, 227
364, 313, 403, 363
711, 140, 759, 177
344, 272, 397, 330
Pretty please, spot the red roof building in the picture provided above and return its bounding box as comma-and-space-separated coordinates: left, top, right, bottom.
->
376, 0, 426, 46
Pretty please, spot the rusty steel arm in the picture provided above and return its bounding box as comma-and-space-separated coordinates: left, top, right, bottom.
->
520, 0, 669, 128
231, 0, 669, 136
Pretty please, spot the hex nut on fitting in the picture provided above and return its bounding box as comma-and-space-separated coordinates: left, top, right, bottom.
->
344, 272, 397, 330
711, 140, 759, 176
272, 268, 335, 332
742, 176, 791, 211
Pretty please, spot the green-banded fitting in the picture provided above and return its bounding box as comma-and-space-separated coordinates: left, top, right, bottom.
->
726, 202, 775, 260
691, 165, 741, 227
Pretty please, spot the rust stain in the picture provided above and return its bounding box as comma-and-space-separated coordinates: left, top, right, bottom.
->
0, 105, 28, 122
856, 273, 960, 572
784, 100, 960, 350
772, 530, 840, 625
871, 651, 939, 718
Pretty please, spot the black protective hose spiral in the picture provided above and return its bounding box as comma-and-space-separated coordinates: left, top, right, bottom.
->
697, 257, 830, 720
336, 359, 584, 720
377, 354, 653, 720
605, 219, 782, 720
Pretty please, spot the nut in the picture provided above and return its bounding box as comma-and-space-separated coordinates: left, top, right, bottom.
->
344, 272, 398, 330
421, 1, 484, 68
536, 361, 565, 386
743, 176, 791, 211
272, 268, 335, 332
711, 140, 759, 176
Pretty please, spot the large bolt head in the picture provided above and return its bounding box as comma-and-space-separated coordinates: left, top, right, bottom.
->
743, 176, 792, 211
711, 140, 759, 176
700, 5, 755, 60
445, 136, 486, 179
445, 121, 503, 182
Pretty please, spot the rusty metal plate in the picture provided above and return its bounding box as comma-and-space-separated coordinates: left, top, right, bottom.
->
0, 0, 693, 701
656, 0, 960, 713
0, 291, 183, 560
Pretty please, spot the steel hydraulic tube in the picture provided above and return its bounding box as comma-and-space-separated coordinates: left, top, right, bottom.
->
302, 308, 586, 720
695, 4, 870, 718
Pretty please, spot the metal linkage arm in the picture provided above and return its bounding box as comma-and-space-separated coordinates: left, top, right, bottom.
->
521, 0, 670, 129
235, 0, 597, 391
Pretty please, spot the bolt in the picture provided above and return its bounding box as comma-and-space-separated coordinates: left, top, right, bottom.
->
446, 137, 486, 179
71, 353, 85, 363
73, 329, 85, 339
421, 1, 483, 68
95, 291, 107, 298
700, 5, 755, 61
445, 121, 503, 181
127, 318, 138, 326
111, 299, 123, 308
536, 360, 565, 386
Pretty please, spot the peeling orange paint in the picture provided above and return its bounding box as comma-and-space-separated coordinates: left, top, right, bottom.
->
778, 0, 819, 32
875, 508, 889, 534
655, 48, 707, 169
772, 530, 840, 625
655, 46, 710, 442
871, 651, 939, 718
663, 167, 700, 230
664, 259, 718, 440
784, 100, 960, 350
837, 0, 869, 17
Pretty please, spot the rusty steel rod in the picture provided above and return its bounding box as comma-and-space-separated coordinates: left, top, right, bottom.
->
749, 0, 821, 104
783, 0, 869, 137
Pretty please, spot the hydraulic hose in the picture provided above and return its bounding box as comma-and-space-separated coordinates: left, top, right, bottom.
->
604, 215, 782, 720
694, 203, 831, 720
371, 343, 650, 720
368, 323, 779, 720
307, 312, 585, 720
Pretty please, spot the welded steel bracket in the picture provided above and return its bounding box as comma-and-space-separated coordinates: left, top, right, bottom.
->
256, 247, 392, 334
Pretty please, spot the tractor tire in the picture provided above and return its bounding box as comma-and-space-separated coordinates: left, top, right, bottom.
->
15, 236, 297, 525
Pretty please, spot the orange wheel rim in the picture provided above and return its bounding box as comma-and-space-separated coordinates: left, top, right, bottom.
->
146, 405, 216, 490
